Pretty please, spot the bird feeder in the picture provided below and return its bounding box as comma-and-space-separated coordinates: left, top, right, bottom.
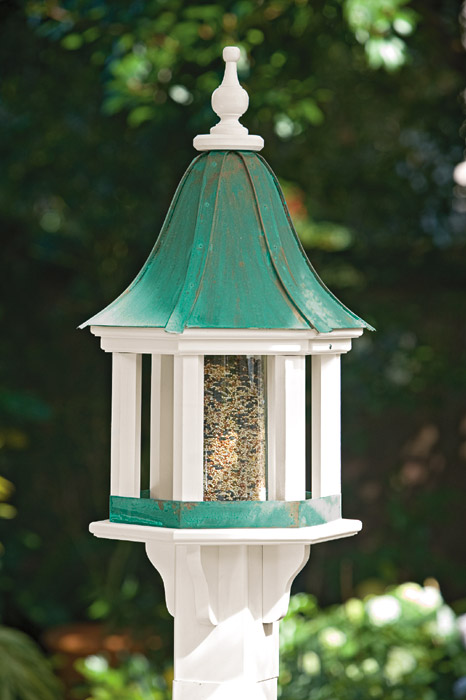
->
85, 47, 373, 700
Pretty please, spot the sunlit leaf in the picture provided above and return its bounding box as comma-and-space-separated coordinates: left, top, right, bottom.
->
0, 477, 14, 502
127, 106, 156, 127
61, 33, 83, 50
0, 503, 17, 519
299, 98, 324, 125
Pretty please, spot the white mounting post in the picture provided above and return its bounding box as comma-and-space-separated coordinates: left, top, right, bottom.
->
170, 542, 310, 699
193, 46, 264, 152
110, 352, 142, 497
91, 520, 363, 700
311, 354, 341, 498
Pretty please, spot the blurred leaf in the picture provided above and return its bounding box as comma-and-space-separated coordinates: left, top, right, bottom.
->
0, 626, 61, 700
75, 653, 170, 699
0, 390, 52, 422
344, 0, 418, 70
0, 503, 17, 519
366, 36, 407, 71
128, 106, 156, 128
0, 477, 14, 502
299, 99, 325, 126
61, 33, 83, 50
279, 585, 463, 699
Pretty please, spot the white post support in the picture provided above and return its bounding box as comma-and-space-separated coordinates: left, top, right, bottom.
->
91, 522, 364, 700
150, 354, 174, 499
311, 354, 341, 498
110, 352, 142, 497
172, 544, 280, 700
172, 355, 204, 500
268, 356, 306, 501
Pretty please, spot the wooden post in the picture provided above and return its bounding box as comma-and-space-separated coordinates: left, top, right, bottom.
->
150, 354, 174, 499
172, 355, 204, 500
311, 354, 341, 498
110, 352, 142, 497
268, 356, 306, 501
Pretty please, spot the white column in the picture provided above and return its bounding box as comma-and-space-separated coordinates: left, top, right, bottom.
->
110, 352, 142, 497
266, 357, 277, 500
150, 354, 174, 499
311, 354, 341, 498
172, 355, 204, 501
268, 356, 306, 501
173, 544, 279, 700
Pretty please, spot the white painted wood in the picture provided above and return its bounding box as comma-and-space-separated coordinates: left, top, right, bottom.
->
89, 522, 364, 699
94, 327, 363, 341
311, 354, 341, 498
99, 335, 353, 355
172, 355, 204, 500
193, 47, 264, 152
91, 325, 362, 356
248, 545, 264, 621
172, 678, 276, 700
307, 336, 353, 354
145, 541, 176, 617
175, 545, 261, 627
174, 544, 278, 690
270, 356, 306, 501
150, 354, 174, 499
89, 518, 363, 545
186, 544, 218, 625
262, 544, 310, 623
266, 357, 277, 500
110, 352, 142, 497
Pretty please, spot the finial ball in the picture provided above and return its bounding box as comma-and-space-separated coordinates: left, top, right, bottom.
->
223, 46, 240, 62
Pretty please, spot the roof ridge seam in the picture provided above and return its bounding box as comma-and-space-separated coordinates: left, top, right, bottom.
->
164, 152, 227, 333
238, 151, 314, 330
256, 153, 373, 331
78, 153, 206, 329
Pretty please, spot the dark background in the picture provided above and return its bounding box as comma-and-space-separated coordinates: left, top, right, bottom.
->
0, 0, 465, 647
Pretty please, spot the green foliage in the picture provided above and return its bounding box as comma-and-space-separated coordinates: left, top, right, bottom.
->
0, 625, 62, 700
344, 0, 418, 70
24, 0, 418, 129
279, 583, 466, 699
75, 654, 170, 700
0, 477, 16, 523
72, 586, 466, 699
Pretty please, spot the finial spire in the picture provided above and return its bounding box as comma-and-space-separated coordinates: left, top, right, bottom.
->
193, 46, 264, 152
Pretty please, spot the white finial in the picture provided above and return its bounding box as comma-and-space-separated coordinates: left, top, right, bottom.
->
193, 46, 264, 152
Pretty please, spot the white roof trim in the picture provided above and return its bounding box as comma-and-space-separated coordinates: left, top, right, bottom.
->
90, 326, 364, 355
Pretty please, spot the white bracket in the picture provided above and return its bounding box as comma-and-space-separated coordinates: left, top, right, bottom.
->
262, 544, 311, 623
146, 541, 310, 627
186, 545, 218, 626
145, 541, 176, 617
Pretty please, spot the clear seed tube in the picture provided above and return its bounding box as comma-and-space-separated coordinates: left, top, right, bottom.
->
203, 356, 267, 501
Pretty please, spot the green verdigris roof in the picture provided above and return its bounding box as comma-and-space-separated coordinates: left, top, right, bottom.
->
80, 151, 373, 334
